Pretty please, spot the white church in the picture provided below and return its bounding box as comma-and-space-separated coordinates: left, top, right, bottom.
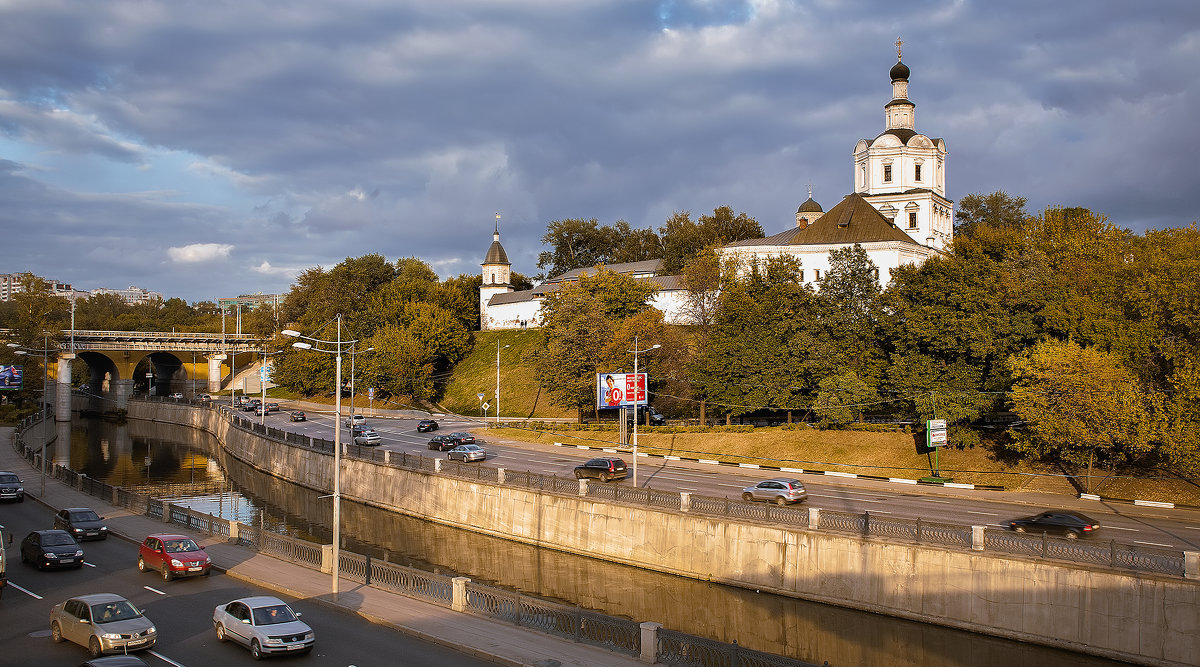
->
480, 48, 952, 330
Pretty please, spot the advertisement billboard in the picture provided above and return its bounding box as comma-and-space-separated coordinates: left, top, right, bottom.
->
596, 373, 647, 409
0, 365, 22, 391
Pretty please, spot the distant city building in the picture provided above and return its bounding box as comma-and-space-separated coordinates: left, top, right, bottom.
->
0, 273, 87, 302
218, 293, 286, 311
89, 286, 164, 305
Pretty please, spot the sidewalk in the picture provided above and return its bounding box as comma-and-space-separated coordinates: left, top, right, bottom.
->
1, 427, 644, 667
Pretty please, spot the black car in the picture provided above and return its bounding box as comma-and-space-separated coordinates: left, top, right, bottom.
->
417, 419, 439, 433
427, 435, 457, 451
573, 457, 628, 482
0, 470, 23, 502
21, 529, 84, 569
290, 411, 306, 422
54, 507, 109, 541
1008, 510, 1100, 539
449, 431, 475, 445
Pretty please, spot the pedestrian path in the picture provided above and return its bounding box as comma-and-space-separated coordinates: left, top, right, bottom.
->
1, 427, 644, 667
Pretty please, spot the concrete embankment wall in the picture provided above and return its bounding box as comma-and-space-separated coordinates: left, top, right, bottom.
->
130, 403, 1200, 667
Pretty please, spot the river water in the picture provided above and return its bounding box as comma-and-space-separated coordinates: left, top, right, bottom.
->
58, 415, 1129, 667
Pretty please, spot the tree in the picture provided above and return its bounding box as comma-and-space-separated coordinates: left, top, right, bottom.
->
1008, 338, 1152, 492
814, 371, 879, 424
536, 218, 622, 279
659, 206, 763, 273
954, 191, 1028, 237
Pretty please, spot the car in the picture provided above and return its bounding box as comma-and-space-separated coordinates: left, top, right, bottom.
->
255, 405, 269, 416
573, 457, 628, 482
50, 593, 157, 658
198, 393, 212, 402
241, 401, 258, 412
447, 444, 486, 462
290, 410, 306, 422
427, 435, 458, 451
417, 419, 439, 432
449, 431, 475, 445
0, 470, 24, 502
741, 478, 808, 505
344, 414, 366, 428
137, 534, 212, 581
353, 428, 382, 446
213, 595, 315, 658
1008, 510, 1100, 539
266, 402, 280, 412
168, 392, 184, 399
54, 507, 109, 541
21, 529, 84, 569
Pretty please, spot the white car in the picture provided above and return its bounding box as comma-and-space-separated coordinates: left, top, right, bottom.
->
353, 428, 381, 446
344, 414, 365, 428
168, 392, 184, 399
447, 444, 486, 462
213, 596, 314, 658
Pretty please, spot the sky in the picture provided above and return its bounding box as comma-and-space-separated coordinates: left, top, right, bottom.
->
1, 1, 1197, 304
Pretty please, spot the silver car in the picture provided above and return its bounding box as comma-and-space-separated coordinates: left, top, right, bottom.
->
213, 595, 315, 658
50, 593, 157, 658
447, 444, 486, 462
353, 428, 381, 446
741, 478, 808, 505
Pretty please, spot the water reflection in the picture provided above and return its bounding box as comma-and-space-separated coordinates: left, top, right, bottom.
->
66, 417, 1130, 667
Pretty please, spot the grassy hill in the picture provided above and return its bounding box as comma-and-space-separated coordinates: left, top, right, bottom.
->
438, 330, 573, 419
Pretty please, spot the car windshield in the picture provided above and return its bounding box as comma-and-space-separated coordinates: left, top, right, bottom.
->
164, 539, 200, 552
252, 604, 297, 625
42, 533, 77, 546
72, 510, 101, 521
91, 600, 142, 623
0, 473, 17, 483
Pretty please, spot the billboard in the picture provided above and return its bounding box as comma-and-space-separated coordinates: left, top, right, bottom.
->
0, 364, 22, 390
597, 373, 647, 409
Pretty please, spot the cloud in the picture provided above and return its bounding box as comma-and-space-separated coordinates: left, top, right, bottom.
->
167, 243, 234, 263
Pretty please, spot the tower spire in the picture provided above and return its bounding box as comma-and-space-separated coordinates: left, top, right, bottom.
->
896, 37, 903, 61
494, 212, 500, 234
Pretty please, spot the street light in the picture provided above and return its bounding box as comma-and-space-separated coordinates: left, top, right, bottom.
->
495, 340, 510, 426
282, 316, 356, 600
10, 334, 55, 496
628, 336, 660, 488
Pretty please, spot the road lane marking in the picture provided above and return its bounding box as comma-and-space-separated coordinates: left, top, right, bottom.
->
83, 561, 97, 567
144, 586, 166, 595
809, 494, 885, 503
1102, 525, 1137, 532
148, 650, 187, 667
922, 499, 951, 504
1134, 540, 1174, 548
9, 582, 42, 599
966, 511, 999, 516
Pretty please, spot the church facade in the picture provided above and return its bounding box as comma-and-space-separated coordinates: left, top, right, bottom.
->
481, 49, 951, 330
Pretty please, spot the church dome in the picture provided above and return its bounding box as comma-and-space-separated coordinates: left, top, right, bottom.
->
890, 59, 910, 82
797, 197, 823, 213
484, 239, 509, 265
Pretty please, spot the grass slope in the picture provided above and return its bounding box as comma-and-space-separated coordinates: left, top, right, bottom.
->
440, 330, 573, 419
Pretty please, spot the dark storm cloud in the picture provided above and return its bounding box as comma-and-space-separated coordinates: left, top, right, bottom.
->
0, 0, 1196, 302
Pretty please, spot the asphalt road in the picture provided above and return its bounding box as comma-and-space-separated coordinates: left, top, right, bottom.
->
0, 500, 495, 666
252, 405, 1200, 552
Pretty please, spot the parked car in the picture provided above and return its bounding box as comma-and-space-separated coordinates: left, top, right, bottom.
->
137, 534, 211, 581
417, 419, 439, 432
21, 529, 84, 569
290, 410, 306, 422
573, 457, 628, 482
213, 595, 315, 658
50, 593, 157, 658
353, 429, 381, 446
448, 431, 475, 445
54, 507, 109, 541
447, 444, 486, 462
427, 435, 458, 451
344, 414, 365, 428
1008, 510, 1100, 539
741, 478, 808, 505
0, 471, 24, 502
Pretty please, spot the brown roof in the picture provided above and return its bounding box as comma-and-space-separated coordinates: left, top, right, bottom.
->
547, 259, 662, 283
726, 193, 920, 248
483, 240, 510, 265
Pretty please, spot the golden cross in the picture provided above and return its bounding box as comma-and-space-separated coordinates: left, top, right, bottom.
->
896, 37, 903, 61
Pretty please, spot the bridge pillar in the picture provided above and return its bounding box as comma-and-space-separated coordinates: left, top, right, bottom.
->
208, 354, 226, 392
112, 379, 134, 410
55, 353, 74, 422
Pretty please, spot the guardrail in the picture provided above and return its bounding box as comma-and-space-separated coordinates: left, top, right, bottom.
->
11, 411, 816, 667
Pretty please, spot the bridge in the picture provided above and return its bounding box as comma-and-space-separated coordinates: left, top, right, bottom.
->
1, 329, 267, 415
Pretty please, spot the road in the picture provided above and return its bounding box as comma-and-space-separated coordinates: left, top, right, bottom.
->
256, 405, 1200, 553
0, 500, 495, 666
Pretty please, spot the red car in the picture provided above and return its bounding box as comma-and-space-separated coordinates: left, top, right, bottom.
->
137, 534, 212, 581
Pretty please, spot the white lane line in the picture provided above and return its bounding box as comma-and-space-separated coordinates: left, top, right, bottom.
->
1103, 525, 1138, 532
718, 483, 744, 489
83, 561, 97, 567
809, 494, 885, 503
1134, 540, 1175, 548
966, 511, 999, 516
1186, 526, 1200, 531
922, 499, 951, 504
148, 650, 188, 667
8, 582, 42, 599
144, 586, 166, 595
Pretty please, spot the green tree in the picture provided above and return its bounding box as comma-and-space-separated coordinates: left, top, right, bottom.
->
814, 371, 879, 424
536, 218, 622, 279
954, 190, 1029, 237
659, 206, 763, 273
1008, 338, 1152, 492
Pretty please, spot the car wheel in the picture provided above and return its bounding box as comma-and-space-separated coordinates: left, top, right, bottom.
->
251, 639, 264, 660
51, 621, 63, 643
574, 471, 584, 479
742, 492, 753, 502
137, 556, 148, 572
1014, 526, 1026, 533
775, 496, 787, 506
599, 472, 610, 482
215, 623, 227, 642
161, 565, 173, 582
1065, 530, 1079, 539
89, 636, 103, 658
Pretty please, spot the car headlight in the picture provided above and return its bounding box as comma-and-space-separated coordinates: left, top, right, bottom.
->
100, 526, 108, 531
75, 550, 84, 556
44, 552, 58, 559
265, 637, 283, 645
72, 527, 83, 532
170, 558, 183, 566
102, 632, 123, 639
204, 556, 211, 563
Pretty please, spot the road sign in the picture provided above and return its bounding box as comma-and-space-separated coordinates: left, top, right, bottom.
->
926, 419, 948, 448
481, 402, 490, 411
928, 419, 947, 430
929, 430, 948, 445
259, 365, 273, 381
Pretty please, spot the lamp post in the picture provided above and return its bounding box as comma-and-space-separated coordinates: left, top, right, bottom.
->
495, 341, 510, 426
10, 334, 55, 495
628, 336, 660, 488
283, 315, 355, 600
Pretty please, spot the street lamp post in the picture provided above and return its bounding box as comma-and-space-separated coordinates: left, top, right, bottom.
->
283, 316, 355, 600
629, 336, 660, 488
495, 340, 510, 426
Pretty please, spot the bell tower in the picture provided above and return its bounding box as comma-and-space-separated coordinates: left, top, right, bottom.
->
480, 213, 513, 330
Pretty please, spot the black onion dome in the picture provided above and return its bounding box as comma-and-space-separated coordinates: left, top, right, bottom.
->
797, 197, 823, 213
483, 239, 509, 265
890, 59, 910, 81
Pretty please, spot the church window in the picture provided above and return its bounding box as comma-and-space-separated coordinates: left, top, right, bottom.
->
914, 164, 922, 181
491, 272, 495, 284
814, 269, 821, 280
908, 212, 918, 229
883, 165, 892, 182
